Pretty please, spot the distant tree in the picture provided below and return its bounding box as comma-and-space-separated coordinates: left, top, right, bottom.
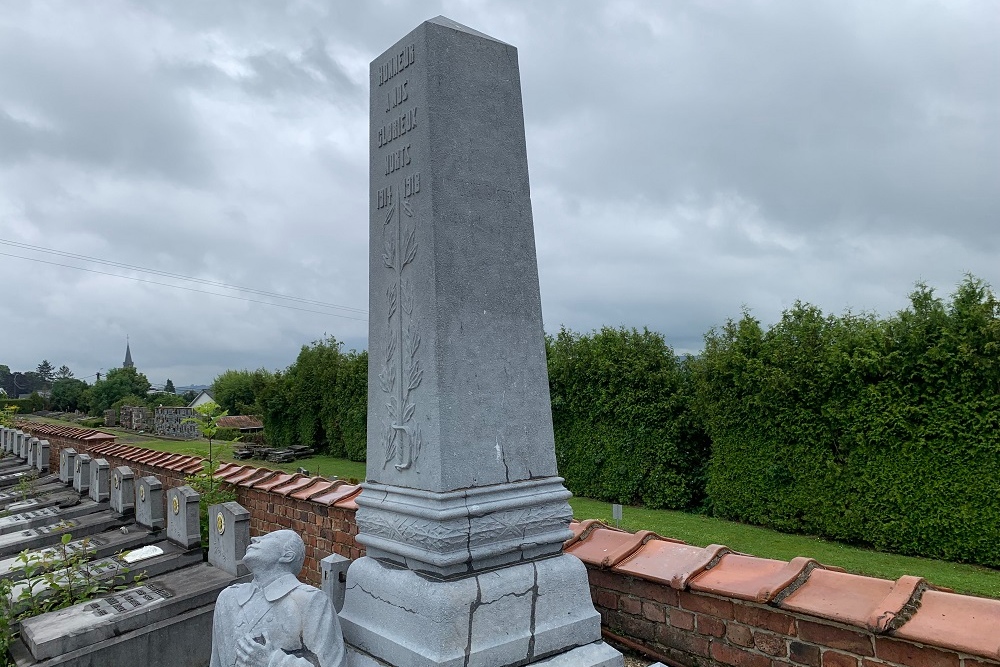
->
55, 365, 74, 380
0, 365, 13, 397
212, 369, 273, 415
152, 392, 187, 408
181, 389, 197, 404
50, 378, 88, 412
87, 367, 152, 415
36, 360, 54, 385
164, 378, 175, 394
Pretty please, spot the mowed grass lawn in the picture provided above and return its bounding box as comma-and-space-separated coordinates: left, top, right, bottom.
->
32, 418, 1000, 598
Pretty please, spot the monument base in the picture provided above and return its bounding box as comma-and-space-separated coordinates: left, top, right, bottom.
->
340, 554, 623, 667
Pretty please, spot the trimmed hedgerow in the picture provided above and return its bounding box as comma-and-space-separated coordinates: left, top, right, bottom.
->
547, 327, 710, 510
694, 276, 1000, 566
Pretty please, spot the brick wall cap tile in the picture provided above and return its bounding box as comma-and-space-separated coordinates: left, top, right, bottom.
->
565, 525, 650, 567
615, 540, 730, 590
290, 480, 336, 501
254, 472, 299, 492
565, 519, 604, 549
225, 466, 272, 485
215, 465, 248, 482
690, 554, 822, 603
333, 490, 360, 509
891, 589, 1000, 659
271, 476, 316, 497
214, 462, 240, 476
312, 484, 361, 507
779, 568, 905, 630
236, 469, 280, 488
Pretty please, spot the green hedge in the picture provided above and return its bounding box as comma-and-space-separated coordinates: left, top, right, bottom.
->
547, 327, 710, 509
694, 277, 1000, 565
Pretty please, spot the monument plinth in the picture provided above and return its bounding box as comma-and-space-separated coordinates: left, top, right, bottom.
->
339, 16, 622, 667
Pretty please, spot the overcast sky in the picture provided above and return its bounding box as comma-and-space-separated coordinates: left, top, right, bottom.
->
1, 0, 997, 387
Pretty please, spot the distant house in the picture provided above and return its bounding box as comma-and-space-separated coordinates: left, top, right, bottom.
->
188, 390, 216, 409
216, 415, 264, 434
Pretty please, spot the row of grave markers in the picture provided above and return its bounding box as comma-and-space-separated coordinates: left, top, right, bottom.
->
0, 426, 50, 472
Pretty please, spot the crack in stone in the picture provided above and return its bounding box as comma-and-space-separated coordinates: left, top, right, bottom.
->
349, 581, 420, 615
527, 561, 539, 661
464, 577, 482, 667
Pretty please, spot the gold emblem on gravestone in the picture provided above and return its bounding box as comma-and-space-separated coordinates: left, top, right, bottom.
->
216, 512, 225, 535
139, 486, 146, 502
172, 496, 179, 515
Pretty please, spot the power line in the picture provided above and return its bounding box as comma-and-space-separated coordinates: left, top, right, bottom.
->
0, 251, 368, 321
0, 238, 367, 315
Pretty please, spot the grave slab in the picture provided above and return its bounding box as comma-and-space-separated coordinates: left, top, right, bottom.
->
19, 561, 240, 661
0, 499, 102, 536
72, 454, 91, 495
35, 440, 49, 473
207, 501, 249, 577
136, 476, 164, 529
58, 448, 76, 485
25, 438, 38, 468
340, 17, 620, 666
0, 468, 38, 489
110, 466, 135, 515
88, 458, 110, 503
0, 528, 157, 581
0, 510, 131, 558
165, 485, 200, 549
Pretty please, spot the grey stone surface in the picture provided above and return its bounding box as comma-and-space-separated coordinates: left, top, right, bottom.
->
345, 642, 623, 667
36, 439, 49, 472
321, 552, 351, 613
136, 476, 164, 529
19, 561, 237, 662
88, 458, 110, 502
341, 554, 602, 667
59, 448, 77, 485
166, 485, 201, 549
0, 528, 156, 581
25, 438, 38, 468
72, 453, 91, 495
0, 499, 101, 536
110, 466, 135, 514
209, 530, 345, 667
342, 17, 621, 667
0, 509, 130, 558
207, 501, 250, 577
17, 432, 28, 459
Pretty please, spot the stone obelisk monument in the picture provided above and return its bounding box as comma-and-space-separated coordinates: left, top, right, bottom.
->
338, 17, 622, 667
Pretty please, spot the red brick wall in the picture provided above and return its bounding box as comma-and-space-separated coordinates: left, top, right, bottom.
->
587, 566, 997, 667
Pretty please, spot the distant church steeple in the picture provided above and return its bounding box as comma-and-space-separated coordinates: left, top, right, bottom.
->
123, 337, 134, 369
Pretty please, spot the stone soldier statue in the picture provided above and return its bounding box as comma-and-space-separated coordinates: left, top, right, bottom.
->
210, 530, 346, 667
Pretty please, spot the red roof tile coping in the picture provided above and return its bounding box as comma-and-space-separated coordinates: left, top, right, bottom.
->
333, 489, 360, 510
254, 473, 299, 492
690, 554, 823, 603
892, 589, 1000, 660
223, 467, 270, 485
270, 476, 316, 497
214, 462, 240, 476
311, 484, 361, 507
290, 480, 337, 501
565, 525, 672, 568
215, 465, 249, 482
237, 470, 280, 488
564, 519, 604, 550
777, 568, 926, 632
616, 539, 730, 589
